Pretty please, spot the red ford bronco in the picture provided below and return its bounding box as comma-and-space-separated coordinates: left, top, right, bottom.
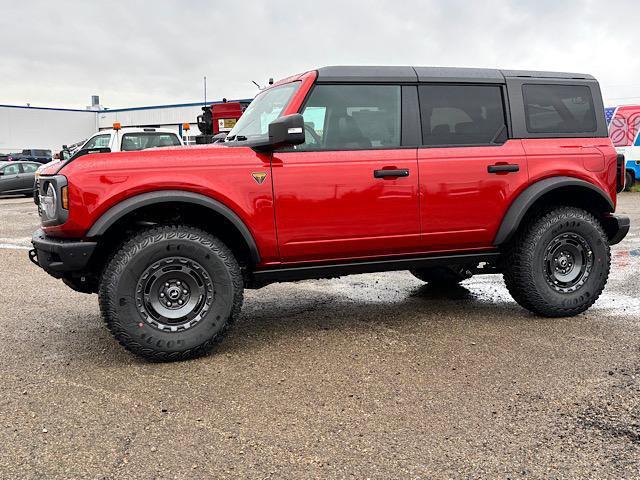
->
31, 66, 629, 360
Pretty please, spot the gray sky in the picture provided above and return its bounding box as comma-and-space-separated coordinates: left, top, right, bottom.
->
1, 0, 639, 109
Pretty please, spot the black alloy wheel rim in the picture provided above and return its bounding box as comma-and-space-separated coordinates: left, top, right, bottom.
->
543, 232, 594, 294
135, 257, 214, 332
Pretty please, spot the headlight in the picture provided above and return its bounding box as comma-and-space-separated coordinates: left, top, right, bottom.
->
42, 183, 58, 219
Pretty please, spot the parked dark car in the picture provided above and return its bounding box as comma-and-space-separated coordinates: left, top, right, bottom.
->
0, 161, 40, 196
8, 149, 52, 164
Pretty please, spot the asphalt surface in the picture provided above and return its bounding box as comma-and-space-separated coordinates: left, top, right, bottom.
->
0, 194, 639, 479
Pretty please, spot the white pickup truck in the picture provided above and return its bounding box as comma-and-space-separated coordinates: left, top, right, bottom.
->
79, 126, 183, 152
34, 126, 184, 201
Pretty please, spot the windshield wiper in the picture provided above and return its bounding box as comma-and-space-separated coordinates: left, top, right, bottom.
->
235, 135, 247, 141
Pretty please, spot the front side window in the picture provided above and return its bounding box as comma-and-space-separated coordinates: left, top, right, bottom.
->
297, 85, 401, 150
2, 164, 20, 175
121, 133, 181, 151
83, 134, 111, 150
419, 85, 507, 146
523, 84, 596, 134
227, 82, 300, 140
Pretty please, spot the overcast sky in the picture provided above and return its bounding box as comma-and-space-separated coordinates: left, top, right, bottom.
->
1, 0, 639, 109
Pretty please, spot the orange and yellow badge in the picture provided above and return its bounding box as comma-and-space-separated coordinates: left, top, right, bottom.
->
252, 172, 268, 185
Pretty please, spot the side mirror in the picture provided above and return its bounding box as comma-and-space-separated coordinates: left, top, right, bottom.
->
252, 114, 305, 151
268, 113, 305, 147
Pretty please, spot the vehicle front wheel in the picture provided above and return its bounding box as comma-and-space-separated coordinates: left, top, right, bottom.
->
99, 225, 243, 361
503, 207, 610, 317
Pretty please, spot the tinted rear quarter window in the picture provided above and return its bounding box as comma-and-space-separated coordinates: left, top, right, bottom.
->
418, 85, 507, 146
522, 84, 596, 134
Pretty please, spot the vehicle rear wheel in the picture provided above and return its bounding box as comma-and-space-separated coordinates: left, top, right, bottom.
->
410, 266, 473, 285
625, 171, 634, 191
503, 207, 610, 317
98, 225, 243, 361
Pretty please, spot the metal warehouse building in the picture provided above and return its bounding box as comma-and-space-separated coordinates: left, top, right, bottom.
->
0, 98, 251, 154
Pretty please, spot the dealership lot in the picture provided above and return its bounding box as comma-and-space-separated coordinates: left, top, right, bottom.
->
1, 194, 639, 478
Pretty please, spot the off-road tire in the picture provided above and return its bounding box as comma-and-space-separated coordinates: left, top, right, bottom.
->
625, 171, 633, 191
410, 266, 473, 285
98, 225, 243, 361
503, 207, 610, 317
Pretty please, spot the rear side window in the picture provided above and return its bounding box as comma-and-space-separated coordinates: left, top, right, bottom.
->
33, 150, 50, 156
419, 85, 507, 146
522, 84, 596, 134
297, 85, 401, 150
121, 133, 181, 151
21, 163, 39, 173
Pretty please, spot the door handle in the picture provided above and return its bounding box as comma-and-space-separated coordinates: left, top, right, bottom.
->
487, 164, 519, 173
374, 168, 409, 178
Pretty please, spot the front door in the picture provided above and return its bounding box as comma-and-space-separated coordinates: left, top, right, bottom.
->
0, 163, 22, 194
272, 84, 420, 263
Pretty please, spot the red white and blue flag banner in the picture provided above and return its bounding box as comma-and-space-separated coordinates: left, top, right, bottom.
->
607, 105, 640, 147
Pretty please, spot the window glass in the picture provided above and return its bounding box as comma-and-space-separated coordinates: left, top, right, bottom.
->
83, 134, 111, 149
298, 85, 401, 150
21, 163, 39, 173
419, 85, 507, 146
2, 164, 20, 175
121, 133, 181, 151
523, 84, 596, 134
228, 82, 300, 140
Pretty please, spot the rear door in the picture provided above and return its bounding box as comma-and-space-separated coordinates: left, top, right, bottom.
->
18, 162, 39, 192
272, 84, 421, 263
418, 84, 528, 251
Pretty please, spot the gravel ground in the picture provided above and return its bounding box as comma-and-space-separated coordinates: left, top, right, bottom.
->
0, 194, 639, 479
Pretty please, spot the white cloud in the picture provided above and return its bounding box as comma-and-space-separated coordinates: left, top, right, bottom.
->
1, 0, 639, 108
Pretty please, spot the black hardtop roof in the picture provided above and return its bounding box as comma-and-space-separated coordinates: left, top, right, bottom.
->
315, 66, 595, 83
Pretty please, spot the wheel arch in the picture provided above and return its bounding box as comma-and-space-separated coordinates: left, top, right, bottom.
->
86, 190, 260, 265
493, 176, 615, 246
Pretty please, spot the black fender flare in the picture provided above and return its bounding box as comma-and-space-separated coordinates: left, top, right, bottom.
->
493, 176, 614, 246
86, 190, 260, 263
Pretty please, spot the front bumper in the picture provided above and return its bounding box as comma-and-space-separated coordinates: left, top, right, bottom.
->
30, 229, 97, 278
603, 214, 630, 246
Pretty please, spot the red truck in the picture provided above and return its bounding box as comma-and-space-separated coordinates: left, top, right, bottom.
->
31, 66, 629, 360
196, 99, 250, 143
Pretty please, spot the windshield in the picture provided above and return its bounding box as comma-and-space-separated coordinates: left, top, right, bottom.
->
227, 82, 300, 140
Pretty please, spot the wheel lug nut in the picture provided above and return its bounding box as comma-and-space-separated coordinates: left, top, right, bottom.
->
177, 281, 181, 286
178, 300, 183, 305
167, 301, 172, 307
183, 290, 188, 294
160, 293, 165, 298
165, 282, 169, 287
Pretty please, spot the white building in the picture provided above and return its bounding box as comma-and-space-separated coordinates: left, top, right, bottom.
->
0, 98, 251, 154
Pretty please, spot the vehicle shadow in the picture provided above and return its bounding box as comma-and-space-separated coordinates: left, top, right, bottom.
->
51, 278, 531, 364
213, 279, 530, 356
